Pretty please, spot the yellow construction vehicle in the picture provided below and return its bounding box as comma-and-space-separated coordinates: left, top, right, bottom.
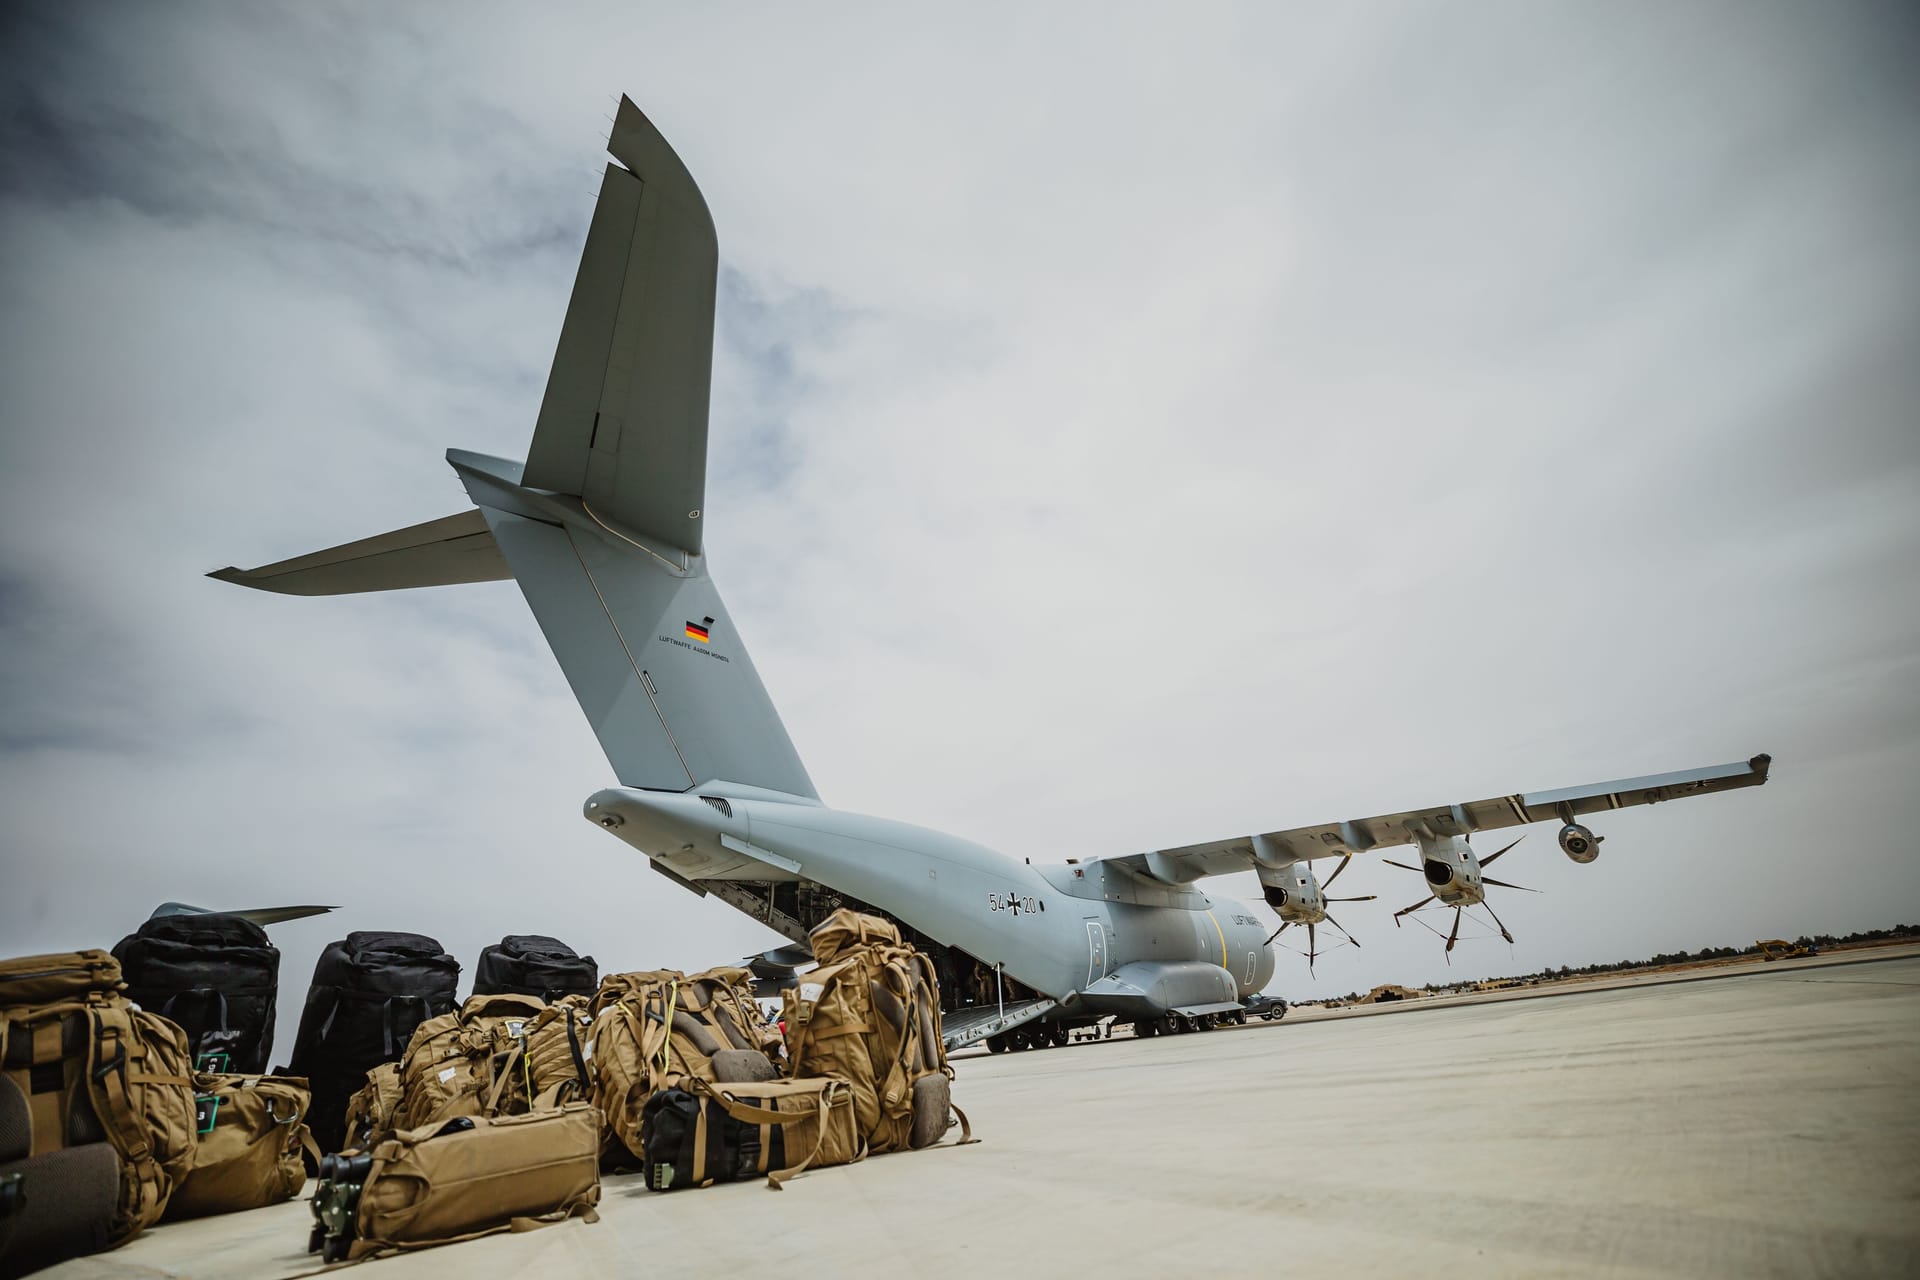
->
1756, 939, 1818, 961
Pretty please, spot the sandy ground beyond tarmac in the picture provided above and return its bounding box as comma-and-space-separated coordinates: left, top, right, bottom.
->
51, 951, 1920, 1279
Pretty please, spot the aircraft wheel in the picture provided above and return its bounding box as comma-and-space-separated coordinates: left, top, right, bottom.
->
1172, 1015, 1191, 1034
987, 1035, 1007, 1053
1050, 1024, 1070, 1048
1135, 1020, 1157, 1038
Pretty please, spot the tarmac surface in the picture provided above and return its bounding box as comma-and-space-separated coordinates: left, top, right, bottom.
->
53, 949, 1920, 1279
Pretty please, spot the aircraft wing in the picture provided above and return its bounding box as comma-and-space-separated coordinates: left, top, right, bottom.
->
1096, 754, 1772, 884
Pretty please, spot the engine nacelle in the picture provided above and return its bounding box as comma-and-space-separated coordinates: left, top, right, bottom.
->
1558, 822, 1601, 863
1257, 861, 1324, 922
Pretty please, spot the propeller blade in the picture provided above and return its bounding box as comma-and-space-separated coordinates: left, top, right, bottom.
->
1320, 854, 1354, 892
1324, 912, 1361, 949
1307, 921, 1318, 975
1327, 894, 1377, 903
1393, 894, 1434, 923
150, 902, 339, 927
1264, 921, 1291, 946
1482, 900, 1516, 945
1382, 859, 1423, 873
1445, 907, 1462, 957
1479, 835, 1525, 869
1480, 876, 1539, 893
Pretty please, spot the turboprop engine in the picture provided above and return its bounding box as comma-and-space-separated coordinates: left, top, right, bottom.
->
1387, 832, 1533, 957
1559, 822, 1602, 863
1252, 843, 1375, 971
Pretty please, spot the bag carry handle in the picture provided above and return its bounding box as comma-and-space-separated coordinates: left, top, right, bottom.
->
708, 1081, 865, 1190
161, 987, 230, 1034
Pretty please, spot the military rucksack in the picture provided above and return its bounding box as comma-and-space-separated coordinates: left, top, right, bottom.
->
392, 992, 549, 1130
111, 913, 280, 1075
285, 932, 460, 1154
0, 950, 198, 1245
781, 910, 969, 1154
587, 968, 779, 1164
521, 995, 595, 1108
472, 936, 598, 1002
341, 1062, 404, 1152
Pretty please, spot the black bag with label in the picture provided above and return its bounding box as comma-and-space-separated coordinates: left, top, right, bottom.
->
639, 1088, 771, 1192
286, 933, 459, 1154
471, 936, 598, 1002
111, 914, 280, 1074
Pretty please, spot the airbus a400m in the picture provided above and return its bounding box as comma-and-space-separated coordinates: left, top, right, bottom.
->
216, 97, 1772, 1052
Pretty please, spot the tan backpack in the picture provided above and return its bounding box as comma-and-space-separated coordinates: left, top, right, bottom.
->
393, 992, 548, 1130
521, 994, 595, 1108
341, 1061, 403, 1150
588, 968, 780, 1163
163, 1073, 314, 1219
0, 950, 198, 1241
781, 911, 970, 1154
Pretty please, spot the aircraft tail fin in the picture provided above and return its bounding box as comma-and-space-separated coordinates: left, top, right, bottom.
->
521, 95, 715, 557
215, 99, 817, 802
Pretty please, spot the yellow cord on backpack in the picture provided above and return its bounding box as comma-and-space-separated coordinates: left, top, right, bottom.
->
658, 981, 679, 1079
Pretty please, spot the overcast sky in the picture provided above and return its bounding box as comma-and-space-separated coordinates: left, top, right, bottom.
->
2, 2, 1916, 1046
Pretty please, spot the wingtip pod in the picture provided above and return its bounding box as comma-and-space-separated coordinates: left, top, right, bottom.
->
1750, 753, 1772, 781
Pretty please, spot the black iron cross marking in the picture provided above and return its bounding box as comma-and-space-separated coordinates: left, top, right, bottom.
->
1005, 889, 1025, 916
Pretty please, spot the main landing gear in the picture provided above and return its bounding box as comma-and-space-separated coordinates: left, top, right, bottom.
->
986, 1022, 1072, 1053
1132, 1009, 1247, 1037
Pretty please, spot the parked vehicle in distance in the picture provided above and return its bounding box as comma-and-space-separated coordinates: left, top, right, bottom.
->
1242, 994, 1289, 1022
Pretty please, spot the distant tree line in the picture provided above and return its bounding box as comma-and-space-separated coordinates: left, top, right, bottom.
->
1319, 923, 1919, 1004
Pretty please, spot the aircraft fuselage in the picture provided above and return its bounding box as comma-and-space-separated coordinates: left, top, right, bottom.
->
584, 785, 1276, 1017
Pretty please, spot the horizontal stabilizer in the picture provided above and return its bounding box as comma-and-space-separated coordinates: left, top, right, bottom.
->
209, 510, 509, 595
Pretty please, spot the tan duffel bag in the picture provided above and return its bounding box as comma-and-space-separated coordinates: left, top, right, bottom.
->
699, 1077, 866, 1190
309, 1102, 601, 1262
164, 1074, 315, 1220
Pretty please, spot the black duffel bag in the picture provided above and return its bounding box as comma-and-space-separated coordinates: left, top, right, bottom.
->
112, 913, 280, 1073
640, 1088, 772, 1192
471, 935, 598, 1001
286, 932, 459, 1154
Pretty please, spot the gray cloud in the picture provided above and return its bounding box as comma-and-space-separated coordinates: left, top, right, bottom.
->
2, 1, 1917, 1035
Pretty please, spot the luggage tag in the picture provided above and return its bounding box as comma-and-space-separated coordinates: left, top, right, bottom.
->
193, 1049, 230, 1133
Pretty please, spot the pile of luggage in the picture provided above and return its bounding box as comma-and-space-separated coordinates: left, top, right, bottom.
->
0, 910, 972, 1275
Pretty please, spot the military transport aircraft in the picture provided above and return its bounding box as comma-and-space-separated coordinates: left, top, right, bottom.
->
214, 98, 1771, 1053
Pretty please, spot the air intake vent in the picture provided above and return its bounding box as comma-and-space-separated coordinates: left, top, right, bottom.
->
699, 796, 733, 819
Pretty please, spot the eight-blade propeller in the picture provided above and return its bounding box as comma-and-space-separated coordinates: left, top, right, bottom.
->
1264, 854, 1379, 973
1384, 835, 1536, 959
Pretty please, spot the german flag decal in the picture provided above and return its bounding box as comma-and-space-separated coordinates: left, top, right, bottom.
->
684, 620, 711, 644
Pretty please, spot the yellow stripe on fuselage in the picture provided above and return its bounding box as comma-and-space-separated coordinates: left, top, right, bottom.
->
1205, 910, 1228, 969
